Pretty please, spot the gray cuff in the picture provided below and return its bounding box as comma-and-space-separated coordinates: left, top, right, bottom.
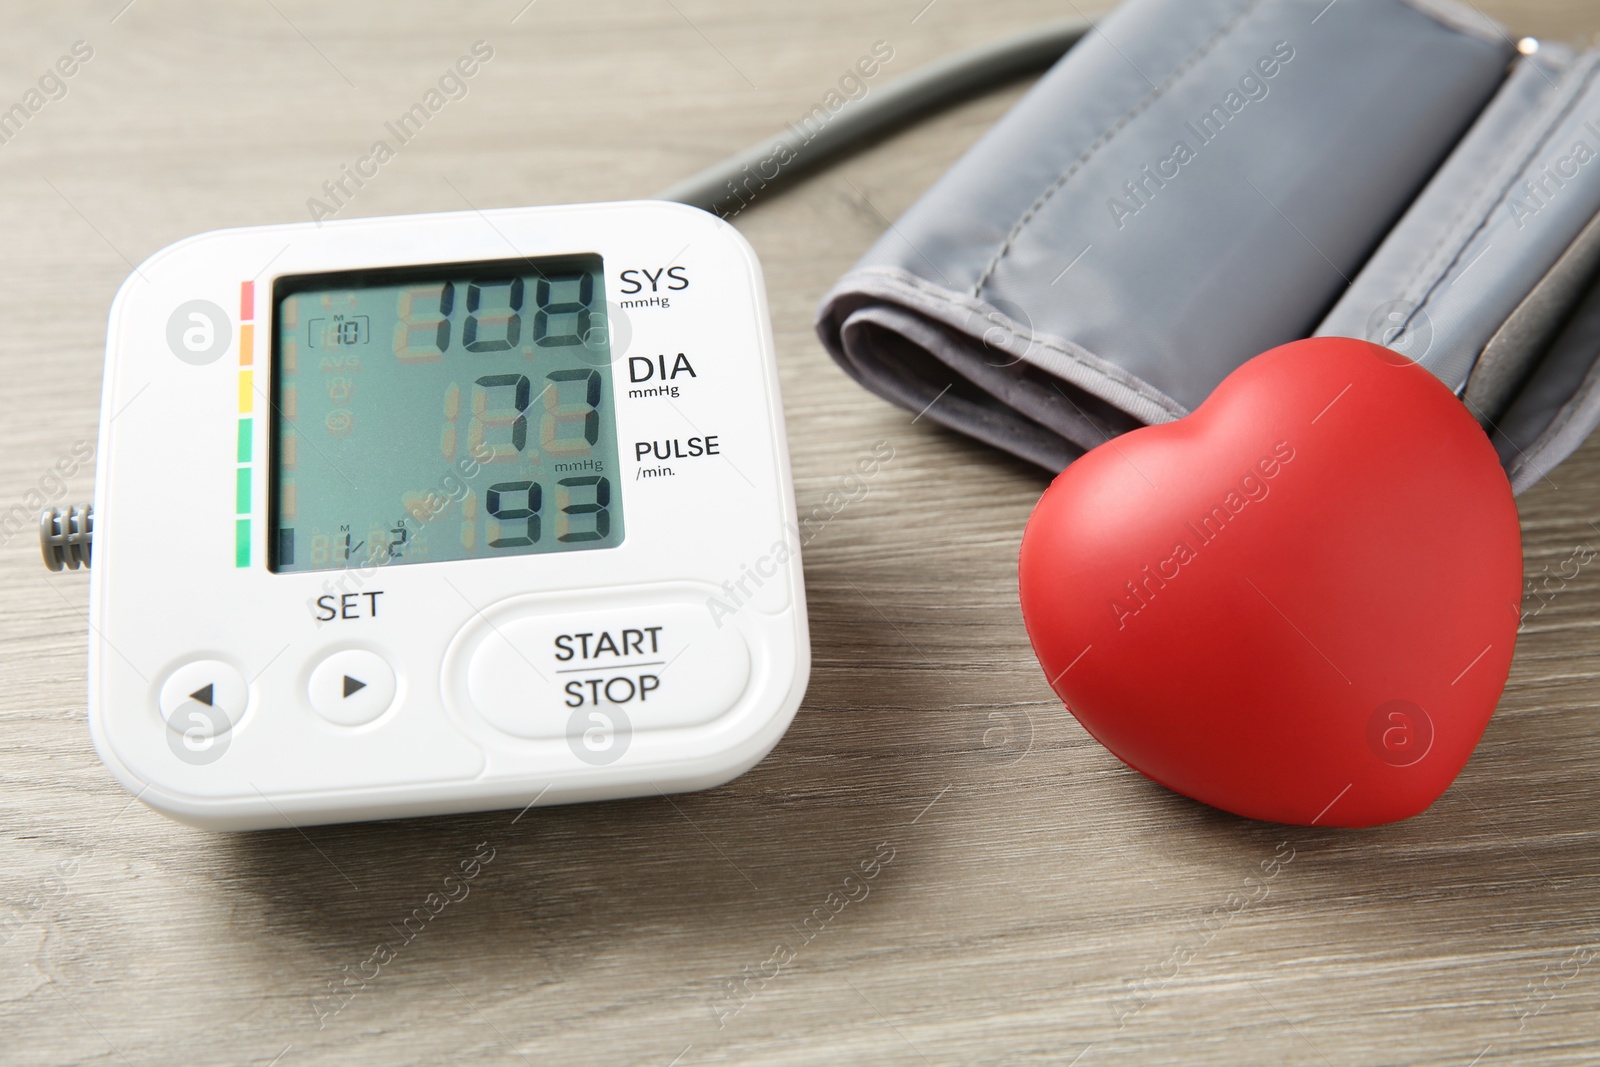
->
817, 0, 1513, 469
1317, 44, 1600, 491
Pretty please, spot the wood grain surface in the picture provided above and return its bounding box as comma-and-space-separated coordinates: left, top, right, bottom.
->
2, 2, 1598, 1064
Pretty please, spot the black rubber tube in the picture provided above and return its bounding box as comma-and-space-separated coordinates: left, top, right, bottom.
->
653, 17, 1094, 217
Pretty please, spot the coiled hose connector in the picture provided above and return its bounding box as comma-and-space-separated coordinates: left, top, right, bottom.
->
41, 504, 92, 571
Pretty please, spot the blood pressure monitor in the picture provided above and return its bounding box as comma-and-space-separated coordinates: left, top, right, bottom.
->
88, 201, 809, 830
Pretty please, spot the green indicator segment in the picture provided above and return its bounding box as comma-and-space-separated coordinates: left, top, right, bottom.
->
235, 518, 251, 567
236, 419, 252, 462
236, 467, 252, 514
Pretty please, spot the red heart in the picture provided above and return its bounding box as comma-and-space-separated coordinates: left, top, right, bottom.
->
1019, 338, 1522, 827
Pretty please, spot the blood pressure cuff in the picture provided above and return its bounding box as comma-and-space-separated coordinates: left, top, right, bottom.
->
815, 0, 1600, 493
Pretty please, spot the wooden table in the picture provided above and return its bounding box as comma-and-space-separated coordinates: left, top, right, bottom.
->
3, 1, 1598, 1063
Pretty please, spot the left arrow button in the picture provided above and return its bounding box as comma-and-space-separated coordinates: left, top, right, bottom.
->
158, 660, 248, 731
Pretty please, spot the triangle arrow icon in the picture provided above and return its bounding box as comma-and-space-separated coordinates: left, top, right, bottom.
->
190, 684, 215, 706
343, 675, 367, 698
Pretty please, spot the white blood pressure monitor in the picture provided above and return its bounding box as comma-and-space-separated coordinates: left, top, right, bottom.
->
89, 201, 809, 830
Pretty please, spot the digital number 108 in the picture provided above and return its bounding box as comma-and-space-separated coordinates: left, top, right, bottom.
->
395, 271, 597, 359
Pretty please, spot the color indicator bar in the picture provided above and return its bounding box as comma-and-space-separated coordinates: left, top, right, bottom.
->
236, 280, 255, 567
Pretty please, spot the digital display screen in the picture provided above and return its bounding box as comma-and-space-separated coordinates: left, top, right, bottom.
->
268, 254, 624, 573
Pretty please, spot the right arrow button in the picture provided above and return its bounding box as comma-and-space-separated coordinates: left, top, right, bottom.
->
308, 650, 396, 726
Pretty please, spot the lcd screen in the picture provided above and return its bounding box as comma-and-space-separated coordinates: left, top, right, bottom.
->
269, 254, 624, 573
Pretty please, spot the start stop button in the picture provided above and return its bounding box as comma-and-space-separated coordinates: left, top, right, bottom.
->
453, 596, 751, 739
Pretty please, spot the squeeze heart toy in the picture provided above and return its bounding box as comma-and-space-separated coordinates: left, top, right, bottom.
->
1018, 338, 1523, 827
